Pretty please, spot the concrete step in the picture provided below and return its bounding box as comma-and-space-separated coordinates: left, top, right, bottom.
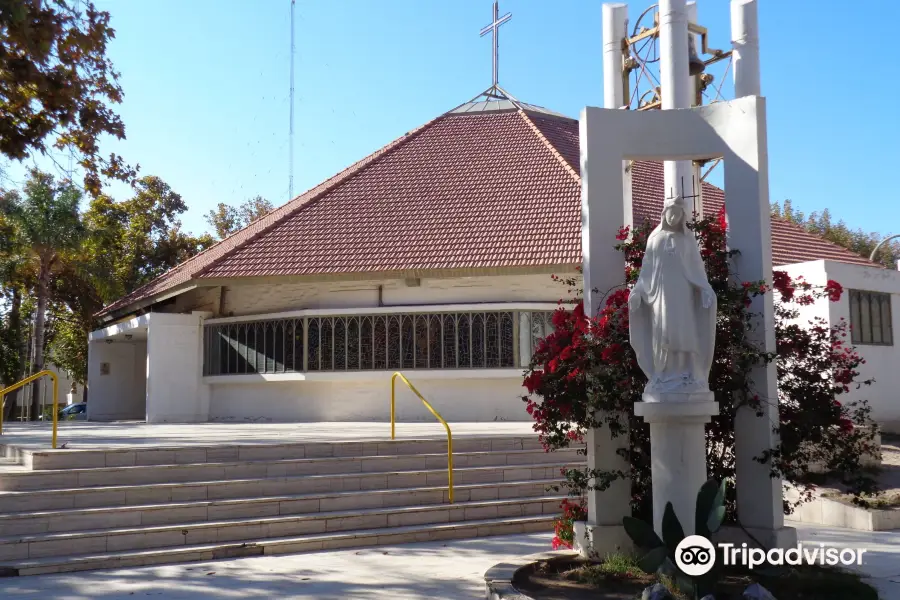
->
0, 495, 566, 561
3, 514, 555, 576
13, 437, 551, 471
0, 448, 577, 491
0, 462, 578, 513
0, 479, 563, 535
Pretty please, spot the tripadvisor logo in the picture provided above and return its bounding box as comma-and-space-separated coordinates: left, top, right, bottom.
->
675, 535, 867, 576
675, 536, 716, 576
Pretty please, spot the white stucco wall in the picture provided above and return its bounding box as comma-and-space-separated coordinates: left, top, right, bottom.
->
146, 313, 210, 423
779, 260, 900, 433
207, 372, 529, 422
195, 273, 560, 422
220, 273, 562, 317
86, 339, 147, 421
825, 261, 900, 433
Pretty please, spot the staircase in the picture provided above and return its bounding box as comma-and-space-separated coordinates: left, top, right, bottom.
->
0, 436, 581, 576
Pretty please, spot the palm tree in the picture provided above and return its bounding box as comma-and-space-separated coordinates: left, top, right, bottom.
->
4, 170, 84, 419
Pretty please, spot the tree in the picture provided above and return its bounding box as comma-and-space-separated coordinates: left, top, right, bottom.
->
0, 201, 29, 421
2, 170, 84, 419
772, 200, 900, 269
0, 0, 135, 195
205, 195, 273, 240
82, 176, 214, 301
44, 176, 213, 385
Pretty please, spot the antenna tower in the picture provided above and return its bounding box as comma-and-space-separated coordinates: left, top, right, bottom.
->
289, 0, 296, 200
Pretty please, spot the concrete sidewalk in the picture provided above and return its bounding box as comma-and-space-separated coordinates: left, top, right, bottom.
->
0, 533, 552, 599
0, 524, 896, 599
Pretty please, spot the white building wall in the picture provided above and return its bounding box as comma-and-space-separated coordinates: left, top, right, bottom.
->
779, 260, 900, 433
221, 273, 562, 317
86, 340, 146, 421
776, 261, 831, 326
824, 261, 900, 433
199, 273, 564, 422
146, 313, 210, 423
208, 374, 528, 422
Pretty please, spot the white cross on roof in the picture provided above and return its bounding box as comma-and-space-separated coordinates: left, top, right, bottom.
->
479, 1, 512, 88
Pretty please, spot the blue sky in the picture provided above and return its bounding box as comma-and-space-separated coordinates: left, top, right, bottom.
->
5, 1, 899, 238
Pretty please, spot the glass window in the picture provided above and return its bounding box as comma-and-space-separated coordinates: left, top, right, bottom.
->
850, 290, 893, 346
203, 309, 538, 375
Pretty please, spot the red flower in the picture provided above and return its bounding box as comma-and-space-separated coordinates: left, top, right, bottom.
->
616, 225, 630, 241
524, 371, 544, 394
717, 206, 728, 232
551, 308, 569, 328
825, 280, 843, 302
773, 270, 795, 302
601, 343, 622, 363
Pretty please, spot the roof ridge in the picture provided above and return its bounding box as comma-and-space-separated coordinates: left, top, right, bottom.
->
517, 110, 581, 185
97, 117, 444, 317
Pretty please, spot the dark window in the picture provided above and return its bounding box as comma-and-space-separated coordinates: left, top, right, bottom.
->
849, 290, 893, 346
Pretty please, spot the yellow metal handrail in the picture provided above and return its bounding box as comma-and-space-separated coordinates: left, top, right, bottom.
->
0, 370, 60, 449
390, 372, 453, 503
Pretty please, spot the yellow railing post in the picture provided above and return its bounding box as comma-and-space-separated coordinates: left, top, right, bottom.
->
0, 370, 60, 449
391, 372, 453, 503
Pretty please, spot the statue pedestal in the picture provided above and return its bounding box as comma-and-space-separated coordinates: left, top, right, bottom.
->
634, 394, 718, 536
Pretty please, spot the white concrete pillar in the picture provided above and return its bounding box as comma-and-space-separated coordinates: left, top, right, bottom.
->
726, 0, 795, 550
635, 401, 718, 534
686, 1, 704, 217
602, 2, 634, 251
659, 0, 696, 201
731, 0, 760, 98
602, 3, 628, 110
574, 6, 634, 557
146, 313, 210, 423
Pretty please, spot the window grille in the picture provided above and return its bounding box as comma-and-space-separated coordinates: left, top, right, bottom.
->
203, 310, 556, 376
849, 290, 893, 346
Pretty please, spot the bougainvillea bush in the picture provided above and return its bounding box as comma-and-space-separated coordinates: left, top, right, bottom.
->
531, 209, 878, 546
552, 498, 587, 550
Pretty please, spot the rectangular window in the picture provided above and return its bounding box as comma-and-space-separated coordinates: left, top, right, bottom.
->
203, 309, 549, 375
849, 290, 893, 346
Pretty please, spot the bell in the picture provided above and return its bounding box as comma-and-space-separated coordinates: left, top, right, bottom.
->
688, 33, 705, 76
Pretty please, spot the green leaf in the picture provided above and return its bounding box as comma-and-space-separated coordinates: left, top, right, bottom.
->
623, 516, 664, 550
662, 502, 685, 554
706, 505, 726, 534
695, 479, 720, 537
637, 546, 668, 574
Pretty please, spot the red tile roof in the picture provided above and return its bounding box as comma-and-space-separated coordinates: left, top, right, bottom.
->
98, 105, 874, 318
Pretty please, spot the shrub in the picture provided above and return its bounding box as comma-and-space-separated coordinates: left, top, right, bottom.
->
526, 209, 878, 521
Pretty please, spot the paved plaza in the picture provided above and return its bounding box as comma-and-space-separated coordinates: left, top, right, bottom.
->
0, 524, 893, 599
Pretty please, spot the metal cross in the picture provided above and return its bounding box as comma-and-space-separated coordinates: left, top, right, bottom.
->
479, 1, 512, 88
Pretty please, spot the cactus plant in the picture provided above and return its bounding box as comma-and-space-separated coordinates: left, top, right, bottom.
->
623, 478, 727, 599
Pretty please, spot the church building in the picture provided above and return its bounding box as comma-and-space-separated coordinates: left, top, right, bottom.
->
86, 93, 900, 431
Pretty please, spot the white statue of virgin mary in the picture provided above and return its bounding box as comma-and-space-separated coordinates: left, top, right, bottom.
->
628, 195, 717, 397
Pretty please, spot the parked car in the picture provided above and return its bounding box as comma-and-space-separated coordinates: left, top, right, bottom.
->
39, 402, 87, 421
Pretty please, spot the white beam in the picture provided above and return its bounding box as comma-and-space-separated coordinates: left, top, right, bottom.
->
686, 1, 703, 216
